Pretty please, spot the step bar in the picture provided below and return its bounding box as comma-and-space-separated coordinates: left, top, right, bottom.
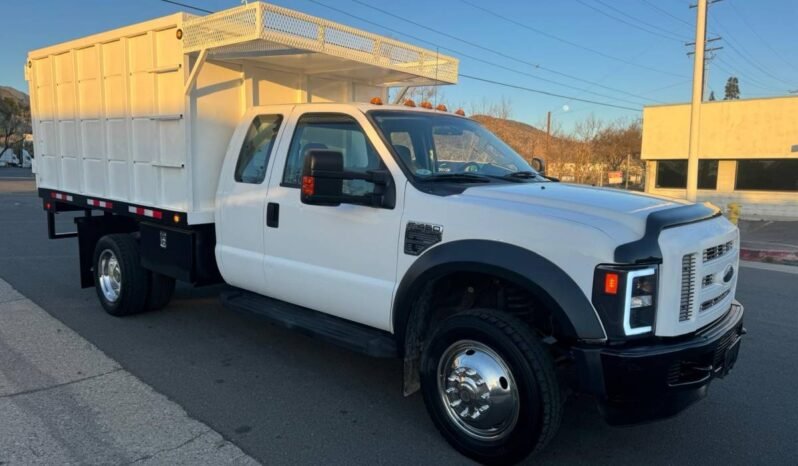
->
221, 288, 398, 358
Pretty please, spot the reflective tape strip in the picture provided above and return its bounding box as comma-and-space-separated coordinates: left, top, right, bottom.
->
50, 192, 73, 202
87, 199, 113, 209
128, 206, 163, 220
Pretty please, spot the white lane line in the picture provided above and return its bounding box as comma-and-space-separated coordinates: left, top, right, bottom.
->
740, 260, 798, 275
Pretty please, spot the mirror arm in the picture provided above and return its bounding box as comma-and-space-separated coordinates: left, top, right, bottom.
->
309, 168, 390, 185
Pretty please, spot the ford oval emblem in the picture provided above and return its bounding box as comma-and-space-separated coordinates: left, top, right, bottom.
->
723, 265, 735, 283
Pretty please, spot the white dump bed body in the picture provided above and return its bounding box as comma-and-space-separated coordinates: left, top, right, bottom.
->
26, 1, 457, 224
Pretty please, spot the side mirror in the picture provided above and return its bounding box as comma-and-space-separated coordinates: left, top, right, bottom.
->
300, 150, 396, 208
301, 150, 344, 206
531, 157, 546, 175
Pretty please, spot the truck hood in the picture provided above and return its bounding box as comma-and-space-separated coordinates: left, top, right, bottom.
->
460, 182, 688, 237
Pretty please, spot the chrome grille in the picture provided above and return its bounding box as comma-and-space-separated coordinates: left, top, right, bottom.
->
679, 253, 697, 322
703, 241, 734, 262
701, 290, 731, 312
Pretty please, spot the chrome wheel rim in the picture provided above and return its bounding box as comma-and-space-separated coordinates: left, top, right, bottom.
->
98, 249, 122, 303
437, 339, 520, 441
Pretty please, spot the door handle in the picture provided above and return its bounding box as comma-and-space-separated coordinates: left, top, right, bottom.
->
267, 202, 279, 228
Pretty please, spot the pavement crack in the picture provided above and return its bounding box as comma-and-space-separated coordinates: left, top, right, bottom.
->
121, 429, 212, 465
0, 367, 123, 399
0, 297, 26, 305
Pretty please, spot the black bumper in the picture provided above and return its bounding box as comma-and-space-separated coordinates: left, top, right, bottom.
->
572, 302, 745, 425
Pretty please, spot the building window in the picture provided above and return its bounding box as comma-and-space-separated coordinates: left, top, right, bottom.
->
655, 160, 718, 189
736, 160, 798, 192
698, 160, 718, 190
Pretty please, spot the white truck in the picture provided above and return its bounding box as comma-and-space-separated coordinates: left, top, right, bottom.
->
26, 3, 745, 463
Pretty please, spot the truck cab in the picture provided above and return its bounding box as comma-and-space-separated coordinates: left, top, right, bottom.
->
27, 3, 744, 464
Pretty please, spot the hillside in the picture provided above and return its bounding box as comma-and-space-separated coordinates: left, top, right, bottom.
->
0, 86, 30, 106
471, 114, 556, 160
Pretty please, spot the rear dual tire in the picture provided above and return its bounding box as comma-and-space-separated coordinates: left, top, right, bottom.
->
93, 234, 175, 316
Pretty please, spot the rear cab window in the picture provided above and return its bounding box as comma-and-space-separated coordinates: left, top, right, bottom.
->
235, 115, 283, 184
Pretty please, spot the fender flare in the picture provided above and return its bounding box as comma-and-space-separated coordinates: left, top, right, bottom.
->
392, 240, 607, 348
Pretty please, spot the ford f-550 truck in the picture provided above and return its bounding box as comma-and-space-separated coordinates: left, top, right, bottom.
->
26, 3, 744, 463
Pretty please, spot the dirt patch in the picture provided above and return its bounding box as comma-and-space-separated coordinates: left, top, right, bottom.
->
0, 180, 36, 193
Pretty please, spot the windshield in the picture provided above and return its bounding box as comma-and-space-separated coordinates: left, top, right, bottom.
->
370, 111, 537, 181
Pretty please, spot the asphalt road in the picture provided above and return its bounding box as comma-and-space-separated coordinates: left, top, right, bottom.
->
0, 166, 34, 179
1, 188, 796, 465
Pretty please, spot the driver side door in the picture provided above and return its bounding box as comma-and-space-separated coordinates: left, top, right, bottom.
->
261, 109, 404, 331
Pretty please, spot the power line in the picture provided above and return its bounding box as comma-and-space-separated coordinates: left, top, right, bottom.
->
308, 0, 651, 105
574, 0, 687, 43
639, 0, 694, 29
160, 0, 212, 14
728, 1, 798, 74
458, 74, 641, 112
710, 16, 796, 88
458, 0, 688, 79
349, 0, 660, 104
714, 56, 784, 93
593, 0, 691, 40
642, 79, 693, 95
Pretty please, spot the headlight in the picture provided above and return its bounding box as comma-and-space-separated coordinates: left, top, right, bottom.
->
592, 266, 659, 340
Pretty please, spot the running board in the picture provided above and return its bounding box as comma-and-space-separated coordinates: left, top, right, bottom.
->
220, 288, 398, 358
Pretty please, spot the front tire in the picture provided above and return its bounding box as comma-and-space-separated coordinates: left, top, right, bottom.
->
93, 234, 149, 316
420, 309, 562, 465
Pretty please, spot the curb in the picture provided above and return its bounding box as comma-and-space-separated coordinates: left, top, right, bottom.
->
740, 248, 798, 266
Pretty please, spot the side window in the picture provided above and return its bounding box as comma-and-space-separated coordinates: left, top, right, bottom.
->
283, 114, 382, 195
234, 115, 283, 184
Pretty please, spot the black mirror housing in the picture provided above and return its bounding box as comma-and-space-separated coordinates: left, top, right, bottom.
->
301, 150, 344, 206
300, 149, 396, 209
531, 157, 546, 175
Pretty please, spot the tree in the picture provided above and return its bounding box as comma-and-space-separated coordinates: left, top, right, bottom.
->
469, 96, 513, 119
0, 97, 29, 159
724, 77, 740, 100
593, 118, 643, 171
709, 91, 716, 101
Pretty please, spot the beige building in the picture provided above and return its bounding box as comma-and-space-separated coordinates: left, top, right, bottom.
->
642, 95, 798, 219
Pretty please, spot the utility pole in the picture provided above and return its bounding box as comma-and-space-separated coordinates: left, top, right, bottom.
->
686, 0, 708, 202
625, 152, 631, 190
545, 111, 552, 157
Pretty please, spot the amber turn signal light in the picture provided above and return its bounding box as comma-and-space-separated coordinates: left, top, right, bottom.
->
604, 272, 619, 295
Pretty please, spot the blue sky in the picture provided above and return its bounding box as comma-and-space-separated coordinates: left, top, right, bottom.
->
2, 0, 796, 131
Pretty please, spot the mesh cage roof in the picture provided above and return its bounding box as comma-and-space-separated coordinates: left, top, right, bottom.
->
182, 2, 458, 86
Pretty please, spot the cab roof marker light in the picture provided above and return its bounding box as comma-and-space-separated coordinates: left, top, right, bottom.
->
419, 101, 433, 109
370, 97, 383, 105
403, 99, 416, 107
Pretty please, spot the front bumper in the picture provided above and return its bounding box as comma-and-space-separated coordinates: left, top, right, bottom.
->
571, 301, 745, 425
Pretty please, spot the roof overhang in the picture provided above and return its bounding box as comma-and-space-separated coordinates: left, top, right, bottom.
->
181, 2, 459, 87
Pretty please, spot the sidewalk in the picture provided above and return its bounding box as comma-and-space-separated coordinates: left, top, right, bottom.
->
738, 219, 798, 266
0, 278, 260, 465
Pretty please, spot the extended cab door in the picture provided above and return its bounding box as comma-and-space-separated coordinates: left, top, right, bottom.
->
215, 110, 287, 295
261, 106, 405, 331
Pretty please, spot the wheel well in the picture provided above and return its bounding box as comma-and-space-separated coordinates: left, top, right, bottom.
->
399, 271, 572, 395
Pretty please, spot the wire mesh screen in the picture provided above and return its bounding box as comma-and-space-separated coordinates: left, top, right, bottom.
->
182, 2, 458, 85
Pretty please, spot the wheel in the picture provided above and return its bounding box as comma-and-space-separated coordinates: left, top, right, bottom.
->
147, 272, 175, 311
93, 234, 149, 316
420, 309, 562, 465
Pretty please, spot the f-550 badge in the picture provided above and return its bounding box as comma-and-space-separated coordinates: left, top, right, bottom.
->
404, 222, 443, 256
